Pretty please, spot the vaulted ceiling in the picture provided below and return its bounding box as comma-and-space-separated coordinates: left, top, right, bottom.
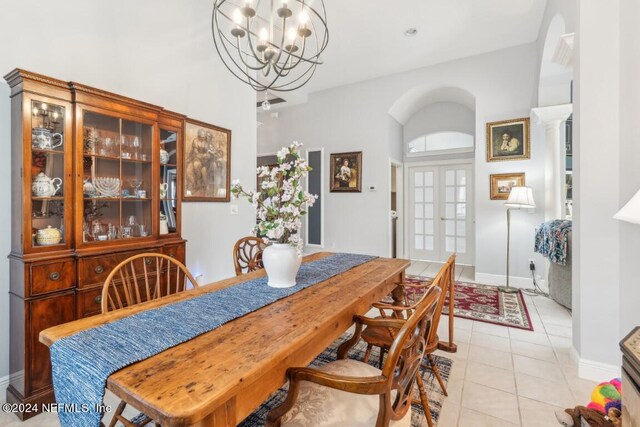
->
274, 0, 548, 97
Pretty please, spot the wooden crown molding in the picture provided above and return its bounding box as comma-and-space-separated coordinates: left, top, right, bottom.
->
69, 82, 163, 112
3, 69, 69, 90
4, 69, 192, 120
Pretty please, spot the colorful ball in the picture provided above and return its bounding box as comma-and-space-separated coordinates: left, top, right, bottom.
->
586, 378, 622, 414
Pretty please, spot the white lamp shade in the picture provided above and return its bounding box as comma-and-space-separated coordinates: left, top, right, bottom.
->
614, 189, 640, 224
505, 186, 536, 208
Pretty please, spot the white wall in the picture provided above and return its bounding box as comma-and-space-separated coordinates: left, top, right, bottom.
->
259, 43, 547, 281
0, 0, 257, 380
573, 0, 622, 372
258, 82, 398, 256
618, 0, 640, 342
403, 102, 475, 144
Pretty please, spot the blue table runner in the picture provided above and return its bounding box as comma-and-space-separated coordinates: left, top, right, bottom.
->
50, 253, 375, 427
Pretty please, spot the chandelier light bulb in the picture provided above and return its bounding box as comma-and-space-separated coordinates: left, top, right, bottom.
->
41, 103, 48, 111
32, 107, 39, 116
233, 8, 242, 25
282, 0, 287, 5
299, 10, 309, 25
262, 99, 271, 111
259, 27, 269, 42
287, 27, 297, 42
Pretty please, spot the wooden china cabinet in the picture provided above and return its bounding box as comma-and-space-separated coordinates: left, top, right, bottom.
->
5, 69, 186, 419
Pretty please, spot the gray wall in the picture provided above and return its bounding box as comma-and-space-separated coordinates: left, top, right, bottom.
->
0, 0, 257, 381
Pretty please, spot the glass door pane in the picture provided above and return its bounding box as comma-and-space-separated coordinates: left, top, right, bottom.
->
410, 167, 438, 260
121, 119, 152, 237
82, 112, 152, 242
160, 129, 178, 235
30, 100, 66, 247
441, 165, 473, 264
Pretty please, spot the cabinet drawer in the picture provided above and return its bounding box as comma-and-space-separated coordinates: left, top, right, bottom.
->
78, 249, 164, 288
30, 259, 75, 296
163, 244, 185, 263
77, 255, 121, 288
77, 287, 104, 318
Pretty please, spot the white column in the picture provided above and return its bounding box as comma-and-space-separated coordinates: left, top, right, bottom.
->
531, 104, 572, 221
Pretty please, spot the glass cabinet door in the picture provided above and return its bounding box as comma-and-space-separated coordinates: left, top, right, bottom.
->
81, 110, 153, 243
160, 129, 179, 235
30, 100, 68, 248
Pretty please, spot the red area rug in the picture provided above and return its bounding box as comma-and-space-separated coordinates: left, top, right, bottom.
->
406, 275, 534, 331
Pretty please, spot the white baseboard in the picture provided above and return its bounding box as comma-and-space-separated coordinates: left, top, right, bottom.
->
578, 357, 621, 383
0, 374, 9, 403
474, 272, 548, 290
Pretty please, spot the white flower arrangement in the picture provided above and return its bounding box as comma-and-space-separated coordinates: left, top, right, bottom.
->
231, 141, 317, 253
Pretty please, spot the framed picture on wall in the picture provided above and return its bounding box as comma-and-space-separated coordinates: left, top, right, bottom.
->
486, 117, 530, 162
330, 151, 362, 192
490, 173, 525, 200
183, 119, 231, 202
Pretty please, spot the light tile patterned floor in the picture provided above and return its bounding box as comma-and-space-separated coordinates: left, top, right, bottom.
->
0, 260, 595, 427
404, 259, 598, 427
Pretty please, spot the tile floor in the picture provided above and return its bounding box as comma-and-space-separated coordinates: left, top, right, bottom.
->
406, 260, 597, 427
1, 260, 595, 427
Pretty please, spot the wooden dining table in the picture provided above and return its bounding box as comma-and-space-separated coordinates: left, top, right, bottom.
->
40, 252, 410, 427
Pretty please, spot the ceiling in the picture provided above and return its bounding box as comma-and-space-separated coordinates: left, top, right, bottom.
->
256, 0, 547, 101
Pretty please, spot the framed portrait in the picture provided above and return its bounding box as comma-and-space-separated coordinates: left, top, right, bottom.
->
183, 119, 231, 202
486, 117, 530, 162
490, 173, 525, 200
330, 151, 362, 192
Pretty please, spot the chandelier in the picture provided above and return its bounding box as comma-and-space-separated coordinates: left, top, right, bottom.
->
211, 0, 329, 93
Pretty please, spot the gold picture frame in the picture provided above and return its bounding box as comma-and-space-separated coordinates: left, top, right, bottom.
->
183, 119, 231, 202
330, 151, 362, 192
490, 173, 525, 200
486, 117, 530, 162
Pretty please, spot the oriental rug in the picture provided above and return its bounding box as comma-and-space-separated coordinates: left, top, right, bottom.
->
405, 275, 534, 331
239, 332, 453, 427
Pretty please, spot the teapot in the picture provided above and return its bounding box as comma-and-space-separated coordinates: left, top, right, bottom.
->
32, 172, 62, 197
35, 225, 62, 246
32, 127, 63, 150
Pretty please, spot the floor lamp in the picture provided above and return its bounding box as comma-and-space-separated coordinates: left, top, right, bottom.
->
499, 186, 536, 293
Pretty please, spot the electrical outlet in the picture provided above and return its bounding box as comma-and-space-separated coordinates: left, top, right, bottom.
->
230, 204, 239, 215
529, 259, 536, 271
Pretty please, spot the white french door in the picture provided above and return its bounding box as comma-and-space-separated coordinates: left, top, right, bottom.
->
409, 164, 474, 265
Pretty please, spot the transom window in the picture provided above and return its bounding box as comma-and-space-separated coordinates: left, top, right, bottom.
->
407, 131, 474, 155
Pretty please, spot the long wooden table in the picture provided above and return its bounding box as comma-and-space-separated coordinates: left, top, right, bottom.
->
40, 252, 410, 426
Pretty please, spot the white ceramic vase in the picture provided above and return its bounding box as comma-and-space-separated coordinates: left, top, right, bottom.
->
262, 243, 302, 288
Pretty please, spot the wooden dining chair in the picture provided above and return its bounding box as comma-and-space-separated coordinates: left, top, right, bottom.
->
360, 254, 456, 421
233, 236, 267, 276
266, 286, 441, 427
101, 252, 199, 427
